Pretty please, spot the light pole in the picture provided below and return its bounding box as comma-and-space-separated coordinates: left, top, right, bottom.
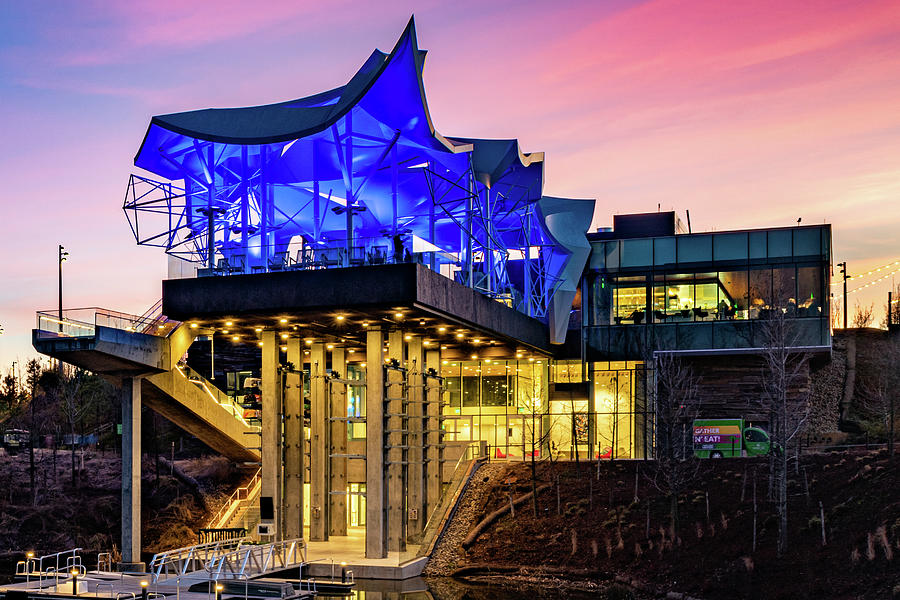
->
837, 261, 849, 329
58, 245, 69, 374
58, 245, 69, 330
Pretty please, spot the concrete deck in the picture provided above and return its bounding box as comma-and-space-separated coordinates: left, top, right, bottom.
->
301, 527, 428, 580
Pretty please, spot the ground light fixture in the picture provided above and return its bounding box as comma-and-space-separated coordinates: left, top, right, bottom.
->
71, 570, 80, 596
25, 552, 34, 589
140, 580, 149, 600
215, 583, 224, 600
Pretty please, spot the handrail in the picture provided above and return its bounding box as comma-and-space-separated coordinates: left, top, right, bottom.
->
207, 468, 262, 529
35, 304, 180, 340
36, 547, 82, 586
175, 364, 256, 429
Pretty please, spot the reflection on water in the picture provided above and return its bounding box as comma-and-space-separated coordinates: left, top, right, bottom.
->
317, 577, 611, 600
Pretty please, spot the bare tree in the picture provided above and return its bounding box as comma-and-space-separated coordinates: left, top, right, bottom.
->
880, 284, 900, 329
852, 302, 875, 328
646, 352, 701, 536
758, 308, 810, 557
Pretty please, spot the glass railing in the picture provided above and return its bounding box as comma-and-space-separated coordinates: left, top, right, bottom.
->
35, 306, 179, 340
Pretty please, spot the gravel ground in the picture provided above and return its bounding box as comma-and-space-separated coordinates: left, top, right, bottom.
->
423, 460, 509, 576
807, 333, 845, 434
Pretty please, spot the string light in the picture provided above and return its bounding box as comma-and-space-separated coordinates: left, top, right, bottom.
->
830, 259, 900, 285
834, 264, 900, 297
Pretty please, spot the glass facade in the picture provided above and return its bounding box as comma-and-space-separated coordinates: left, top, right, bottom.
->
585, 225, 831, 358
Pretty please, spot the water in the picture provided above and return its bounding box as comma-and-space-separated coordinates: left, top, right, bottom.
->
317, 576, 622, 599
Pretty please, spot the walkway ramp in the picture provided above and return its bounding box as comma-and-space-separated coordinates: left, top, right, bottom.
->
33, 307, 259, 463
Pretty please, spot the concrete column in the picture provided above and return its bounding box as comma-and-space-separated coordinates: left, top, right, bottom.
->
283, 338, 304, 540
121, 377, 142, 567
386, 330, 406, 553
406, 336, 425, 538
309, 342, 328, 541
329, 347, 348, 536
425, 349, 443, 518
261, 330, 282, 540
365, 328, 386, 558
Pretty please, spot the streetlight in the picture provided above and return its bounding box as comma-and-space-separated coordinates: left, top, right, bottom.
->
837, 261, 849, 330
58, 245, 69, 330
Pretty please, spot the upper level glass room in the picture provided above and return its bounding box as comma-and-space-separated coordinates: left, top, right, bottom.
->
584, 212, 832, 359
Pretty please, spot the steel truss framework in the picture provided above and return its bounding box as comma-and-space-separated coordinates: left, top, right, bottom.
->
123, 19, 593, 322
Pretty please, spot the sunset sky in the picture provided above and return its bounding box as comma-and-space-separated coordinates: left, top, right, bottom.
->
2, 0, 900, 371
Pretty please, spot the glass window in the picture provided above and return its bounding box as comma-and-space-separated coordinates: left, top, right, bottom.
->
654, 237, 676, 266
797, 266, 823, 318
589, 242, 605, 269
481, 361, 510, 407
622, 238, 652, 267
713, 232, 748, 261
793, 228, 820, 257
749, 268, 771, 319
592, 275, 613, 325
461, 362, 479, 407
443, 362, 461, 411
749, 231, 767, 259
665, 273, 694, 320
604, 241, 620, 269
677, 235, 712, 263
767, 230, 792, 258
718, 270, 749, 319
694, 273, 718, 320
614, 276, 647, 324
773, 266, 797, 312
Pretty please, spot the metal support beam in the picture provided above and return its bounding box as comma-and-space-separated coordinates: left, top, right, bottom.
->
261, 330, 282, 540
310, 342, 328, 541
284, 338, 304, 539
329, 347, 348, 536
365, 328, 386, 558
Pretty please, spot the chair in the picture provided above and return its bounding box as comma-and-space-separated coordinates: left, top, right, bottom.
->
653, 310, 668, 323
320, 248, 342, 268
693, 307, 709, 320
215, 257, 229, 276
349, 246, 366, 267
227, 255, 245, 274
368, 245, 387, 265
267, 255, 288, 272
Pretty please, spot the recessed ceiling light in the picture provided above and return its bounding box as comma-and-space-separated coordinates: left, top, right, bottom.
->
225, 321, 233, 326
456, 333, 464, 339
336, 315, 345, 321
255, 327, 262, 333
281, 333, 289, 340
279, 318, 288, 324
281, 346, 288, 351
190, 323, 198, 329
305, 339, 313, 345
404, 334, 412, 341
232, 336, 239, 341
395, 312, 403, 318
257, 342, 263, 347
438, 327, 446, 332
223, 330, 229, 334
326, 344, 334, 350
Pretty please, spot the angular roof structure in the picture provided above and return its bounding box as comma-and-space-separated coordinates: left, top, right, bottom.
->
124, 17, 594, 342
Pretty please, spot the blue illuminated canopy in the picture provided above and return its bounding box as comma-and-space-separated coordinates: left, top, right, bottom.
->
124, 17, 595, 342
